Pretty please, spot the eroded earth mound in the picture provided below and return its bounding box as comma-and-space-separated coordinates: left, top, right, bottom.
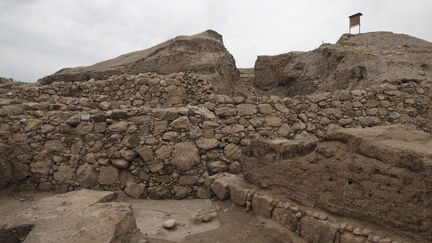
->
38, 30, 239, 94
255, 32, 432, 96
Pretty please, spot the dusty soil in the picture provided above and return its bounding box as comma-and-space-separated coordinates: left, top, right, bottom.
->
0, 190, 302, 243
146, 201, 302, 243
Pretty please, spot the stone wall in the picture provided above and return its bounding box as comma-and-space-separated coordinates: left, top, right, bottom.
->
1, 73, 431, 201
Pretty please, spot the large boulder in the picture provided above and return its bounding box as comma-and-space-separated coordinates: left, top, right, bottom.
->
0, 190, 143, 243
171, 142, 200, 171
254, 32, 432, 95
38, 30, 239, 94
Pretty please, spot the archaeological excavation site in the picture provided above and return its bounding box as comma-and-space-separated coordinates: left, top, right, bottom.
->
0, 29, 431, 243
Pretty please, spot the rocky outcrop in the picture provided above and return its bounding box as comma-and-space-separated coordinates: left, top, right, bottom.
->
38, 30, 239, 94
0, 190, 143, 243
254, 32, 432, 95
243, 125, 432, 241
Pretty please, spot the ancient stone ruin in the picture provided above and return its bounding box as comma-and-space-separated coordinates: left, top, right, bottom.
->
1, 30, 431, 243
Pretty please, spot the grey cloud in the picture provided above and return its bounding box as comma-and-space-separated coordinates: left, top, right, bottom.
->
0, 0, 431, 82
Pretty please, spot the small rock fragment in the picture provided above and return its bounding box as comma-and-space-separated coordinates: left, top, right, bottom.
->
163, 219, 177, 229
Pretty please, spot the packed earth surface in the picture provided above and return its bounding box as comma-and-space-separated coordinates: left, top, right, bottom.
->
1, 30, 431, 243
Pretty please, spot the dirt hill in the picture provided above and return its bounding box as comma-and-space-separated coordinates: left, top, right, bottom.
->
254, 32, 432, 96
38, 30, 239, 94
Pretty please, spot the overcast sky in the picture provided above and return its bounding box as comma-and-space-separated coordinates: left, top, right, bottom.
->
1, 0, 431, 82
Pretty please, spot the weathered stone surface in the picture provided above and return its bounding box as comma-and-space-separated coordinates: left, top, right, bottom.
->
124, 182, 146, 199
154, 120, 168, 134
99, 101, 111, 110
53, 165, 75, 183
44, 140, 64, 151
122, 134, 140, 148
236, 104, 257, 116
173, 185, 191, 199
75, 122, 93, 136
224, 144, 242, 160
147, 185, 172, 199
7, 190, 140, 243
196, 138, 219, 150
111, 159, 129, 169
272, 206, 299, 231
120, 149, 137, 161
229, 161, 242, 174
25, 119, 42, 132
0, 105, 24, 116
30, 161, 51, 176
172, 142, 200, 171
252, 194, 274, 218
137, 146, 154, 162
300, 216, 338, 243
215, 107, 236, 118
108, 121, 128, 132
274, 103, 289, 113
66, 115, 81, 126
76, 163, 98, 188
211, 178, 230, 200
230, 184, 249, 207
155, 145, 172, 160
178, 175, 199, 185
258, 104, 273, 114
264, 116, 282, 127
207, 160, 227, 174
99, 166, 118, 185
148, 161, 164, 173
170, 116, 190, 129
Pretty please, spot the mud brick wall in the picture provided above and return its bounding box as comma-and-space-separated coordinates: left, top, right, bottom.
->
243, 127, 432, 240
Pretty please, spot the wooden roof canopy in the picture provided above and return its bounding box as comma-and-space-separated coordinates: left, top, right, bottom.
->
349, 12, 363, 18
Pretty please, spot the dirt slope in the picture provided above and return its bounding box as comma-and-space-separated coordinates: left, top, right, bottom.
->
254, 32, 432, 96
38, 30, 239, 94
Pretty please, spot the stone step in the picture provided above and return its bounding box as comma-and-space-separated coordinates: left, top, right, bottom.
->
209, 173, 418, 243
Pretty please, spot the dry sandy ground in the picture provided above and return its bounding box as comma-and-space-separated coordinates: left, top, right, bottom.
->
0, 191, 302, 243
140, 200, 302, 243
